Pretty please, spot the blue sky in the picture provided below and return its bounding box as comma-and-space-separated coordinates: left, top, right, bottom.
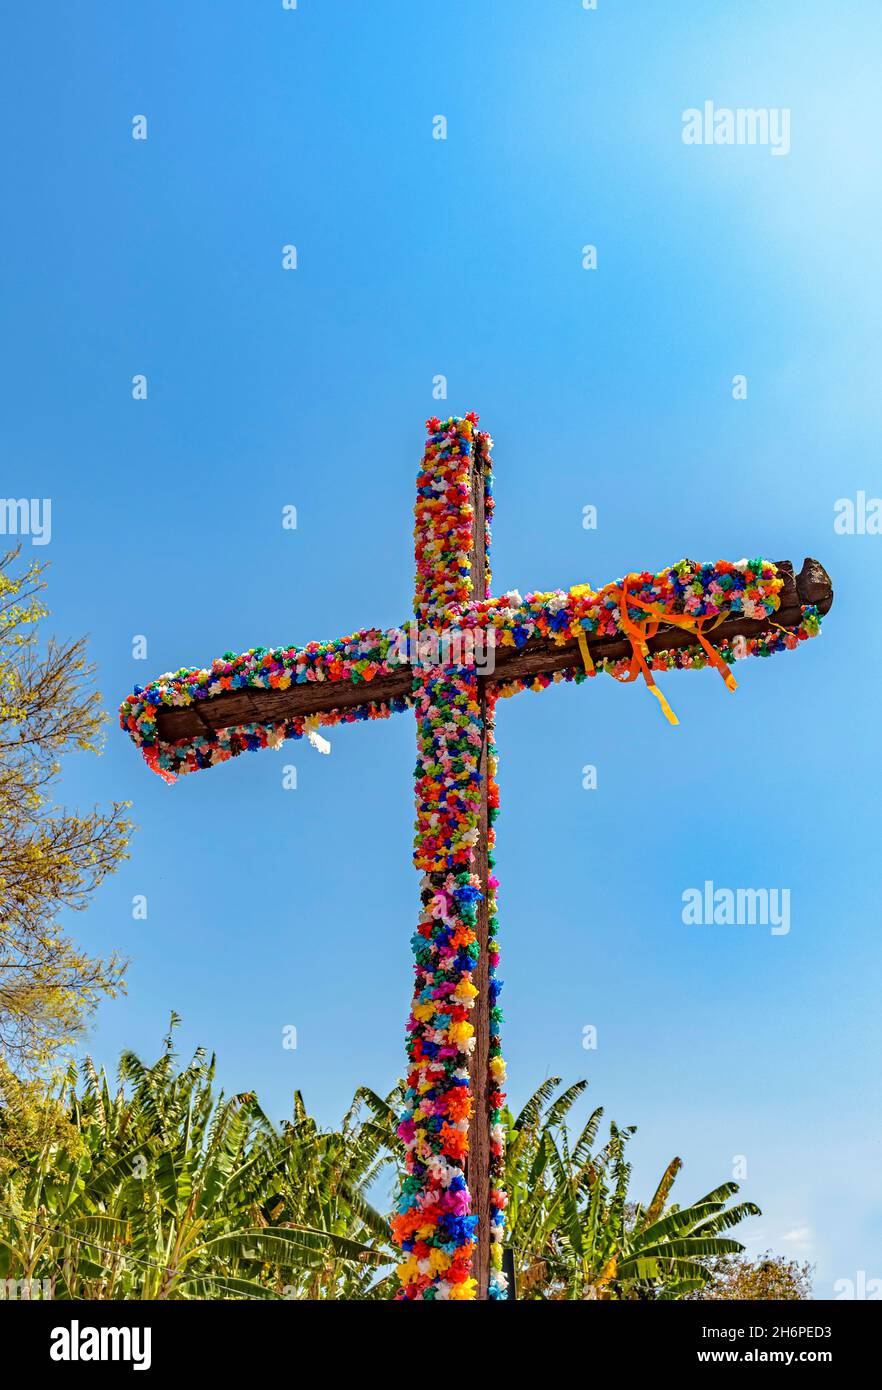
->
3, 1, 881, 1297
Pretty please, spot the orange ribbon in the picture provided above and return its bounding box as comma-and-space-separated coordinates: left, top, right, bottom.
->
607, 580, 738, 725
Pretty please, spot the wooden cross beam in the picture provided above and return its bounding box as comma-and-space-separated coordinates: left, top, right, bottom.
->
151, 554, 832, 747
120, 414, 833, 1301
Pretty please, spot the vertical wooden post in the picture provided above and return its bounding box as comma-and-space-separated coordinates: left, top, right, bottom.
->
466, 439, 492, 1300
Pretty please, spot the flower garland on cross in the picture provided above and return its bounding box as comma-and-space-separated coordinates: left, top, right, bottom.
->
119, 414, 829, 1300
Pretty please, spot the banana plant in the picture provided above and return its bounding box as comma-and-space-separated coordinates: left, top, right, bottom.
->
503, 1078, 759, 1299
1, 1036, 759, 1301
0, 1018, 395, 1299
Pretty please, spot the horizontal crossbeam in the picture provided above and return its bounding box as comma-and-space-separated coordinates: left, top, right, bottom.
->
154, 558, 832, 744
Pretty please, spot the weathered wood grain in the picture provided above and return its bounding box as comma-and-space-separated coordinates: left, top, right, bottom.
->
154, 558, 832, 743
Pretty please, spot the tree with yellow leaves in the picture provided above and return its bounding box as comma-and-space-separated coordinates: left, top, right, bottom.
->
0, 547, 131, 1068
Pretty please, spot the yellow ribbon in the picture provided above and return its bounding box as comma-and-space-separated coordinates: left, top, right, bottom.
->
575, 601, 676, 722
576, 629, 595, 676
647, 682, 679, 726
604, 582, 739, 725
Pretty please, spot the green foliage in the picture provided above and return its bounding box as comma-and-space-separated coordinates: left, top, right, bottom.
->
692, 1252, 813, 1300
504, 1078, 761, 1299
0, 1017, 397, 1299
0, 1034, 767, 1301
0, 547, 131, 1067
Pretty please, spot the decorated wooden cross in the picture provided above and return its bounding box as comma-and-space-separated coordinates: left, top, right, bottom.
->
120, 413, 832, 1301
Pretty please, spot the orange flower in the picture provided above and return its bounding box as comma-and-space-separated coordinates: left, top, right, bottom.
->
439, 1123, 469, 1161
444, 1088, 472, 1123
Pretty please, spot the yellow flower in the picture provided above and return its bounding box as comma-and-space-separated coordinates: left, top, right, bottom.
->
397, 1257, 419, 1284
453, 980, 478, 1002
490, 1055, 507, 1082
448, 1020, 474, 1047
449, 1278, 478, 1300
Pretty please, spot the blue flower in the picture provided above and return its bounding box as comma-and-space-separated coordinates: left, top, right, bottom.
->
453, 884, 482, 906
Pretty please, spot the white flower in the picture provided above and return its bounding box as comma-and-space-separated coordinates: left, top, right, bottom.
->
307, 727, 331, 755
